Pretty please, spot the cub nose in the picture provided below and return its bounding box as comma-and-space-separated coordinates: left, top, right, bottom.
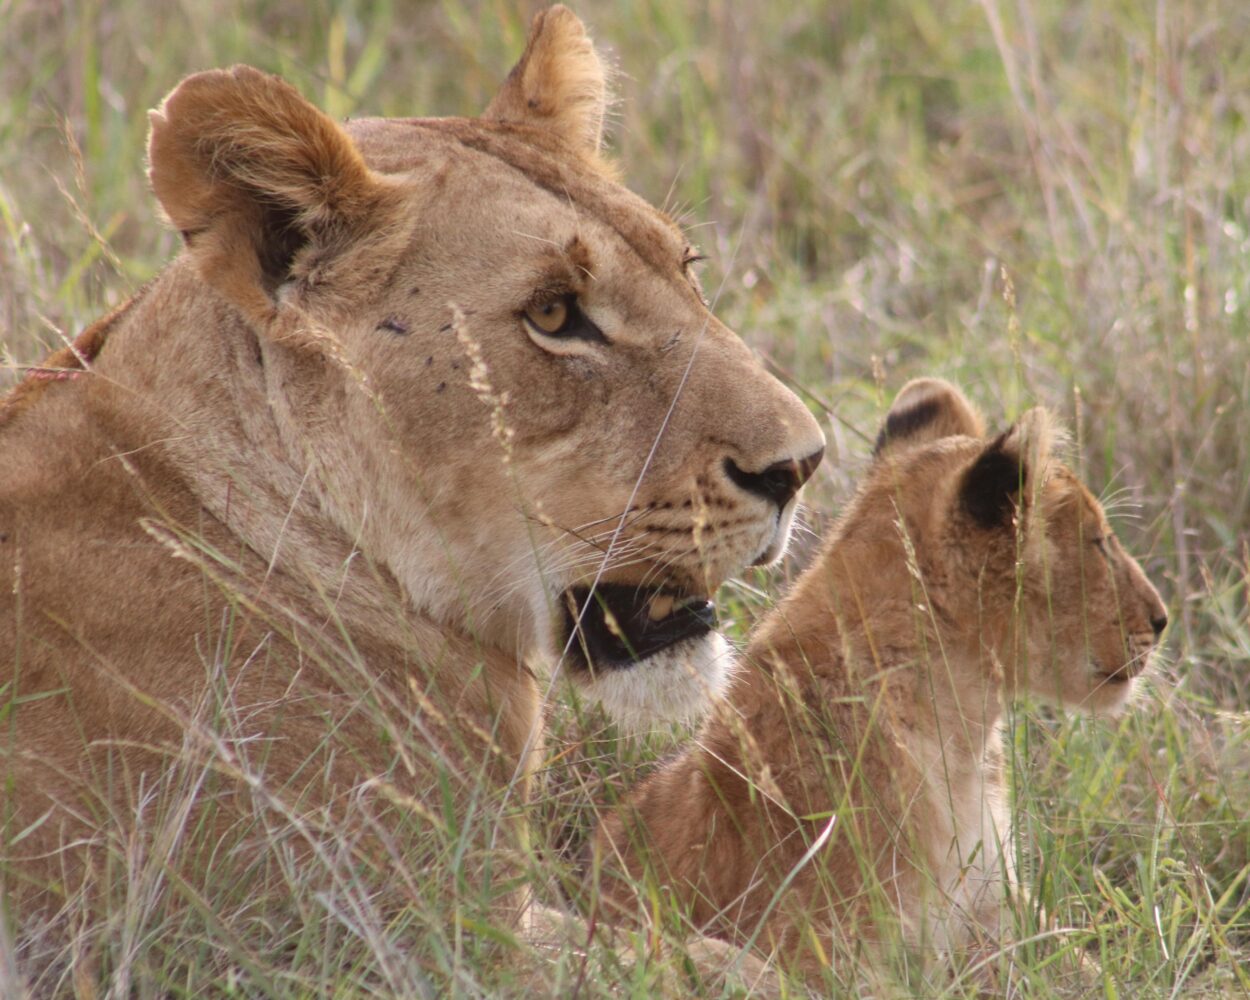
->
1150, 613, 1168, 639
724, 447, 824, 511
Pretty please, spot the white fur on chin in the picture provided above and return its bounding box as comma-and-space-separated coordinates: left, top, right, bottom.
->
586, 632, 735, 730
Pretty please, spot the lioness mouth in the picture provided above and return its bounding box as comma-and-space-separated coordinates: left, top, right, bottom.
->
563, 584, 716, 670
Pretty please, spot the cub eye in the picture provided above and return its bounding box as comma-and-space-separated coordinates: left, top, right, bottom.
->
521, 294, 606, 344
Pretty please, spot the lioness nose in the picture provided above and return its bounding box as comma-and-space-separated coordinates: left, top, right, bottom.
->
724, 447, 824, 510
1151, 613, 1168, 639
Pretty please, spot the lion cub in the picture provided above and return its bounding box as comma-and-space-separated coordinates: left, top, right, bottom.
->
592, 378, 1167, 970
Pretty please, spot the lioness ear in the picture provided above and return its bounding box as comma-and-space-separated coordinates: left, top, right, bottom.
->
484, 5, 611, 164
148, 65, 385, 323
960, 407, 1054, 528
874, 378, 985, 459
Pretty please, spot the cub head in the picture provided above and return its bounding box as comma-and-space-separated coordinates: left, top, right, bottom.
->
872, 378, 1168, 713
144, 7, 824, 725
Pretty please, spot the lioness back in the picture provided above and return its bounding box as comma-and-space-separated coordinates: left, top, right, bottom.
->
0, 5, 824, 928
592, 378, 1166, 973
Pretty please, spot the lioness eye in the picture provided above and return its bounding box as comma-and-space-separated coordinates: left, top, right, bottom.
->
527, 298, 569, 335
521, 294, 606, 344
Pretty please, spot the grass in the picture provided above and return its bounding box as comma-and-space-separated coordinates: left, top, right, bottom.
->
3, 0, 1249, 995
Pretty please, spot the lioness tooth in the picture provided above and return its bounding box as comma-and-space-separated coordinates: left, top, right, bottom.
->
649, 594, 676, 621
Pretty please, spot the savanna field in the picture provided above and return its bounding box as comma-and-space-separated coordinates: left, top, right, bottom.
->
2, 0, 1249, 996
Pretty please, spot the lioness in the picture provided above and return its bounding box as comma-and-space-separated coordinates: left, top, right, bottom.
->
0, 4, 823, 915
592, 378, 1166, 977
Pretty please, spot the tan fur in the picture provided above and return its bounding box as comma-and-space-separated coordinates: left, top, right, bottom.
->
593, 378, 1167, 973
0, 7, 823, 912
485, 6, 614, 172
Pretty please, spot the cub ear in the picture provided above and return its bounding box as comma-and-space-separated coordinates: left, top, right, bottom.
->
484, 5, 611, 166
960, 407, 1055, 529
874, 378, 985, 459
147, 65, 386, 323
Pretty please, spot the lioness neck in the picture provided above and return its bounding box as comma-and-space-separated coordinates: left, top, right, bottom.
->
3, 261, 544, 797
82, 263, 341, 575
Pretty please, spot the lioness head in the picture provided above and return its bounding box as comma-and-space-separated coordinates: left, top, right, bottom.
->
872, 378, 1167, 713
145, 7, 824, 725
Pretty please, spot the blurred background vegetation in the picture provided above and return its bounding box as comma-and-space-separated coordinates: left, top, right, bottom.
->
2, 0, 1248, 994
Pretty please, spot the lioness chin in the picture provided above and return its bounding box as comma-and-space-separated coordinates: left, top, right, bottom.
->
0, 3, 823, 930
592, 378, 1167, 984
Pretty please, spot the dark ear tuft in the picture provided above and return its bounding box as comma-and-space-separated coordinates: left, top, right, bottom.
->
874, 396, 940, 456
958, 408, 1054, 528
874, 378, 984, 459
960, 432, 1024, 528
